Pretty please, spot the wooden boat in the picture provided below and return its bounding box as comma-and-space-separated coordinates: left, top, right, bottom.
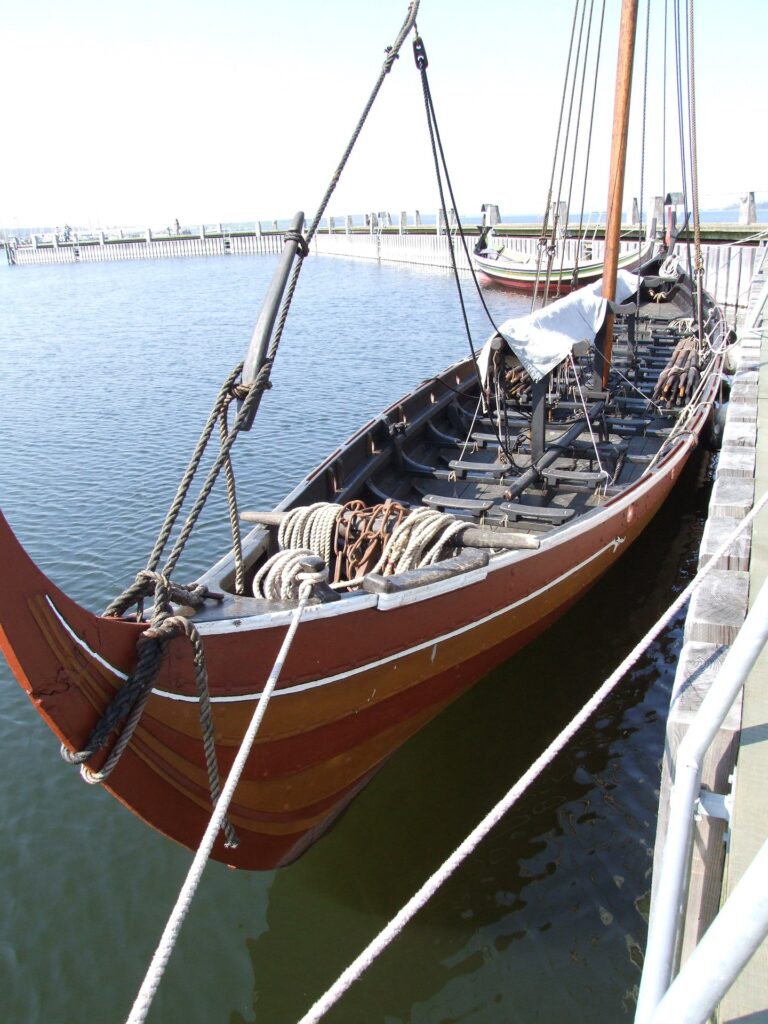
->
472, 231, 655, 294
0, 1, 728, 870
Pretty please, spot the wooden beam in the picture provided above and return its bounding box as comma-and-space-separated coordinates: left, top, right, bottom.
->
600, 0, 639, 388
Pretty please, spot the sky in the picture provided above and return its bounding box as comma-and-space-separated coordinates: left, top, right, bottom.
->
2, 0, 767, 230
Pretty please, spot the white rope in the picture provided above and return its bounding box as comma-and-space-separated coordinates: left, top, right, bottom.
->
372, 508, 463, 576
253, 548, 315, 599
568, 352, 607, 485
296, 488, 768, 1024
126, 579, 316, 1024
278, 502, 343, 566
458, 394, 484, 462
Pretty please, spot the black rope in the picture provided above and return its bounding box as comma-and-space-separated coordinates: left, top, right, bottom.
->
574, 0, 607, 282
557, 0, 598, 297
532, 0, 582, 311
413, 34, 526, 467
636, 0, 651, 317
550, 0, 588, 301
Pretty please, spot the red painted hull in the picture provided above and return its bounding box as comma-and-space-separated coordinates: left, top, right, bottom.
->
0, 429, 703, 869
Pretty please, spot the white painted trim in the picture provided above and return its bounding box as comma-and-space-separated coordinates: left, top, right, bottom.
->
47, 535, 626, 705
46, 596, 128, 681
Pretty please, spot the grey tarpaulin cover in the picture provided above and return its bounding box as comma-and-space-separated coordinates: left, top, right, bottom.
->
478, 269, 639, 383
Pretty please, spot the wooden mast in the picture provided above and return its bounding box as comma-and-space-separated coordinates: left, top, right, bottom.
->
599, 0, 639, 388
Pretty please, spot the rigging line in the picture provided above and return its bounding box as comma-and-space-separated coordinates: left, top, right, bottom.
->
126, 580, 318, 1024
304, 1, 419, 243
672, 0, 695, 313
568, 352, 606, 482
140, 3, 421, 581
420, 72, 502, 337
547, 0, 589, 301
532, 0, 582, 311
638, 0, 651, 248
686, 0, 705, 346
552, 0, 593, 299
662, 0, 668, 202
416, 66, 482, 379
559, 0, 597, 294
414, 40, 518, 465
636, 0, 651, 316
295, 489, 768, 1024
575, 0, 607, 266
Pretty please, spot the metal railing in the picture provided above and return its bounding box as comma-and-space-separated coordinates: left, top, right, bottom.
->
635, 579, 768, 1024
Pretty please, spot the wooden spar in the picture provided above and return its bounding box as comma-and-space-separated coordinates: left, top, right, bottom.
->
239, 210, 305, 430
600, 0, 639, 389
239, 510, 540, 550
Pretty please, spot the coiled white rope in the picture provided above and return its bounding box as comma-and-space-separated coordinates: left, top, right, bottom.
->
264, 504, 466, 594
278, 502, 343, 567
296, 488, 768, 1024
373, 508, 465, 575
126, 569, 323, 1024
253, 548, 316, 599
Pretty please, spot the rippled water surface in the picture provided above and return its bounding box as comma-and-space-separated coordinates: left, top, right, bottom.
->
0, 254, 712, 1023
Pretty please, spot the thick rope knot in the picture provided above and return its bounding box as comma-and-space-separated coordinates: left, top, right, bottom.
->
103, 569, 217, 619
283, 229, 309, 257
230, 363, 274, 402
297, 565, 329, 602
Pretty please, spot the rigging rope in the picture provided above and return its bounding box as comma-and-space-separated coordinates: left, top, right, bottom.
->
686, 0, 705, 345
532, 0, 582, 311
636, 0, 651, 316
574, 0, 607, 281
413, 33, 523, 469
126, 568, 323, 1024
549, 0, 588, 300
295, 488, 768, 1024
558, 0, 597, 296
89, 1, 421, 806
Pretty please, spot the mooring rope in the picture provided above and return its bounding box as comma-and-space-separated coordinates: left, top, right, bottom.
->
126, 567, 323, 1024
295, 489, 768, 1024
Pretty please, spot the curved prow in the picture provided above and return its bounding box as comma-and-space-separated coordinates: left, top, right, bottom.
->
0, 509, 143, 750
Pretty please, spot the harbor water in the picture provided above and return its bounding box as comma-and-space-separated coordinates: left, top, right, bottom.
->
0, 254, 714, 1023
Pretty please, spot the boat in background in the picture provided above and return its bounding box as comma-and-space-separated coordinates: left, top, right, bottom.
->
0, 0, 730, 870
473, 226, 655, 294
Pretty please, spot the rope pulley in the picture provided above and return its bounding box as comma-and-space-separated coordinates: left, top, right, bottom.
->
413, 35, 428, 69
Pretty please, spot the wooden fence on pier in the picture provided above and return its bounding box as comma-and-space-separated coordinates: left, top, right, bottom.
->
8, 222, 765, 325
9, 232, 284, 265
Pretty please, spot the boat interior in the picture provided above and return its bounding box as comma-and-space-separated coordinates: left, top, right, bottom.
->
194, 258, 725, 610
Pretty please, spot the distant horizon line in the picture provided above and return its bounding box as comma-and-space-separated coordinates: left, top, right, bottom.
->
5, 202, 768, 236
